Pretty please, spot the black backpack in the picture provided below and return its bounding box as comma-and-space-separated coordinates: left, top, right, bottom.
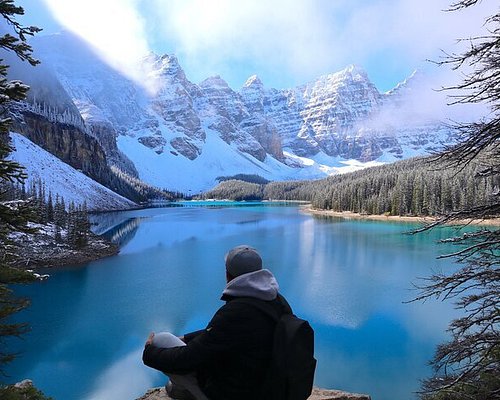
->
234, 295, 317, 400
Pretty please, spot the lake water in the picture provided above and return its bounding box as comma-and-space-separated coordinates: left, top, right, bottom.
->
7, 202, 463, 400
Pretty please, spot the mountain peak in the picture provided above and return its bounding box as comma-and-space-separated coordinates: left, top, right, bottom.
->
243, 74, 263, 89
157, 54, 180, 69
306, 64, 372, 92
200, 75, 230, 89
386, 69, 425, 95
341, 64, 368, 80
147, 53, 186, 80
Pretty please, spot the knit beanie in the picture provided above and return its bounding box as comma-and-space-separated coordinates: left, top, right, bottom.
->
225, 245, 263, 277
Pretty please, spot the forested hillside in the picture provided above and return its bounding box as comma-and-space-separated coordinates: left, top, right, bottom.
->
202, 156, 499, 217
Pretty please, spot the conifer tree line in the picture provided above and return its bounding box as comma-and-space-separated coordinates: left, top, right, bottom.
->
203, 156, 499, 218
16, 100, 86, 131
5, 178, 92, 248
110, 165, 183, 202
308, 157, 498, 216
216, 173, 270, 185
202, 179, 265, 201
202, 176, 314, 201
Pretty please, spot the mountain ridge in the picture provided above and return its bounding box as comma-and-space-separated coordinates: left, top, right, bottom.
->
7, 30, 456, 194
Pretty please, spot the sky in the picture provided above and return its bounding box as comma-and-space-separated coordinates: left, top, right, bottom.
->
16, 0, 498, 93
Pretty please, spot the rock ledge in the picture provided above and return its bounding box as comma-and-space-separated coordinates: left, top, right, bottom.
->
137, 387, 371, 400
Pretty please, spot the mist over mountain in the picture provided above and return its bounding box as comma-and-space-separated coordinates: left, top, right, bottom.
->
7, 30, 457, 195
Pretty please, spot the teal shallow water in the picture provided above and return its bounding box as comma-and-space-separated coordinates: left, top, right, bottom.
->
7, 203, 461, 400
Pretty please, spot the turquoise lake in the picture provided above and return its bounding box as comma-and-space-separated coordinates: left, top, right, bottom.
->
7, 202, 463, 400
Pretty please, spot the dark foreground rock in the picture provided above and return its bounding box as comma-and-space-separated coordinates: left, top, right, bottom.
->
11, 225, 118, 269
137, 387, 371, 400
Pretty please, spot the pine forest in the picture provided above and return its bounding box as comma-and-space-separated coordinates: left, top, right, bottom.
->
203, 157, 499, 218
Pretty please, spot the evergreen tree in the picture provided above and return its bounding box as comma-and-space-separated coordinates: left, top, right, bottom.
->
46, 191, 53, 222
66, 200, 76, 245
64, 201, 90, 248
0, 0, 41, 379
73, 202, 90, 248
415, 1, 500, 399
53, 194, 65, 242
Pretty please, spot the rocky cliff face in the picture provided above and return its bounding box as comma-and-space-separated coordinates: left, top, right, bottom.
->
11, 110, 110, 185
238, 75, 284, 161
269, 65, 382, 158
86, 120, 139, 176
197, 75, 273, 161
147, 54, 206, 160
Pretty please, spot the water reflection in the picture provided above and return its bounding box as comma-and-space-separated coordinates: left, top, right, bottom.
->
101, 217, 142, 246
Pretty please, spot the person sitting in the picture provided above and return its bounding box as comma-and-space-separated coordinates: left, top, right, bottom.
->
142, 244, 292, 400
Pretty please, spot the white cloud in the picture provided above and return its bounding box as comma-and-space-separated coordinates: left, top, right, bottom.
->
39, 0, 497, 93
41, 0, 159, 94
341, 0, 496, 62
148, 0, 497, 89
150, 0, 342, 83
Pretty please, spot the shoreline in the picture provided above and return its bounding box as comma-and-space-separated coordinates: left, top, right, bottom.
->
302, 206, 500, 226
12, 230, 119, 271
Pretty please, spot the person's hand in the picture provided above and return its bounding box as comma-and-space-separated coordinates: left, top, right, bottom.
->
145, 332, 155, 346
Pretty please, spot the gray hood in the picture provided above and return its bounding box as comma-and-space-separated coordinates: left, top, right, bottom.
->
222, 269, 279, 301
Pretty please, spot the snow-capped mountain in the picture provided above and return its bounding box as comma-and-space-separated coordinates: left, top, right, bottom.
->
10, 31, 455, 194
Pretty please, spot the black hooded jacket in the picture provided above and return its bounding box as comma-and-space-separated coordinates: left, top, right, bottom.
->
142, 269, 291, 400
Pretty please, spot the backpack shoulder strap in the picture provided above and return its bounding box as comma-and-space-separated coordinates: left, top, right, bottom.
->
232, 296, 289, 322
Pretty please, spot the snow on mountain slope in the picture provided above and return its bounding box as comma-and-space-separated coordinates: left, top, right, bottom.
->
9, 133, 137, 211
118, 123, 333, 194
22, 31, 457, 194
32, 32, 149, 130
